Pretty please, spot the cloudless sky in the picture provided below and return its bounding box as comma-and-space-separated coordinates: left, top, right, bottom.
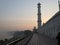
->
0, 0, 59, 31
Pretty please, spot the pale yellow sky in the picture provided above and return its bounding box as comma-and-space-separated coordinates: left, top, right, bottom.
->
0, 0, 59, 31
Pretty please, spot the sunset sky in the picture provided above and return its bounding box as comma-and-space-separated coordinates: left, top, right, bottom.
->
0, 0, 59, 31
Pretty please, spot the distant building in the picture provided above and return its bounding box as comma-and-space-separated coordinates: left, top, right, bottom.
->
33, 26, 37, 33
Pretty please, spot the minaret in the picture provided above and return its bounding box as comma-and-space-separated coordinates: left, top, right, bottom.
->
58, 0, 60, 11
37, 3, 41, 30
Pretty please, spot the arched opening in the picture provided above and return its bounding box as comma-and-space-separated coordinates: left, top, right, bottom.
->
56, 32, 60, 45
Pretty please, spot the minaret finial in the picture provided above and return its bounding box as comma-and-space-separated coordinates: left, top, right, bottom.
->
38, 3, 41, 5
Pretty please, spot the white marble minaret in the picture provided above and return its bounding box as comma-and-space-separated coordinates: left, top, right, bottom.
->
58, 0, 60, 11
37, 3, 42, 31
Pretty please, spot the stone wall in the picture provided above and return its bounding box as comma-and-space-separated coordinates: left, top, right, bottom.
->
42, 11, 60, 39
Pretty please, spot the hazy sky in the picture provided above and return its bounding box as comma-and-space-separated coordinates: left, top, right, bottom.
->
0, 0, 59, 31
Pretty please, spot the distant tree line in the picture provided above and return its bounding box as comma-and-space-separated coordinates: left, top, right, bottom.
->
24, 30, 33, 36
0, 30, 33, 45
